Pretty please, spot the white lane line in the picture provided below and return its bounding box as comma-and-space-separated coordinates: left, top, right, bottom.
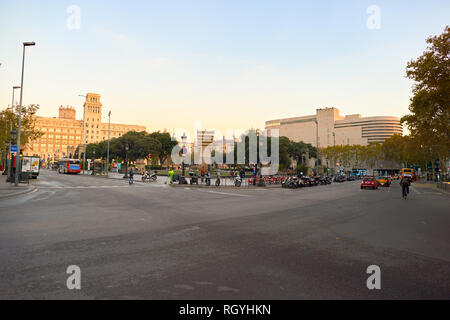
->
200, 190, 251, 197
37, 185, 138, 189
410, 186, 421, 195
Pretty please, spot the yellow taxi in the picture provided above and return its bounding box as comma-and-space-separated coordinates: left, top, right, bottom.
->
376, 176, 391, 187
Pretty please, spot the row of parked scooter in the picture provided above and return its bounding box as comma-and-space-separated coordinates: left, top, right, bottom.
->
281, 176, 333, 188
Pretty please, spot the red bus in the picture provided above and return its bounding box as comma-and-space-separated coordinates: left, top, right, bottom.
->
59, 159, 81, 174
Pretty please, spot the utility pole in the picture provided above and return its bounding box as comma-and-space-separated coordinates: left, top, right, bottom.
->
106, 111, 111, 176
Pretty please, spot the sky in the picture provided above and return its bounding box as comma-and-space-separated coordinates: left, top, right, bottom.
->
0, 0, 449, 137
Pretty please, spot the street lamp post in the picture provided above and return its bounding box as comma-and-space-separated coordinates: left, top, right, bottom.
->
123, 144, 129, 179
181, 133, 187, 177
106, 111, 111, 176
314, 119, 319, 174
333, 132, 336, 175
326, 156, 329, 176
15, 42, 35, 187
301, 149, 306, 176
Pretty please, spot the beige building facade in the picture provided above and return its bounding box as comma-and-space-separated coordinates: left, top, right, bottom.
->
24, 93, 146, 159
266, 107, 402, 148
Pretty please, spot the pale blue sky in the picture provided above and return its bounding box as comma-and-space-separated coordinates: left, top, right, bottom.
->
0, 0, 449, 133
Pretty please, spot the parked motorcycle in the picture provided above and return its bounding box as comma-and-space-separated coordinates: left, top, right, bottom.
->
234, 175, 242, 187
281, 176, 291, 188
179, 176, 188, 184
189, 172, 199, 185
215, 172, 221, 186
142, 171, 157, 182
288, 176, 300, 188
300, 176, 312, 186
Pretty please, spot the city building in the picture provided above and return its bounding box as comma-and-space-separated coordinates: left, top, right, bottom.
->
24, 93, 146, 159
266, 107, 402, 148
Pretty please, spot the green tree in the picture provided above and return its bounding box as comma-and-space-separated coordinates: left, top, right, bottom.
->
148, 131, 178, 166
401, 26, 450, 178
1, 105, 43, 166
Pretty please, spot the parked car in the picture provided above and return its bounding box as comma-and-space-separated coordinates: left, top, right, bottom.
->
361, 177, 379, 189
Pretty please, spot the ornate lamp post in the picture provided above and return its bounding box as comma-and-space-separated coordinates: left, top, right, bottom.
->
123, 143, 129, 179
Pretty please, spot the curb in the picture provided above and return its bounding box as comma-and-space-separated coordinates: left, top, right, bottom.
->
0, 185, 37, 200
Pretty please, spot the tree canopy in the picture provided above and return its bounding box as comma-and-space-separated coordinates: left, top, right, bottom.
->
0, 104, 43, 153
82, 131, 175, 166
401, 26, 450, 175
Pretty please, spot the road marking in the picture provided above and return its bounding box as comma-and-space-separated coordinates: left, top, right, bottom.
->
37, 185, 148, 190
201, 190, 251, 197
411, 186, 421, 194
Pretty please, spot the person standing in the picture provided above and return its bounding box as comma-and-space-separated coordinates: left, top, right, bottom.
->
129, 168, 134, 184
200, 166, 205, 183
168, 168, 174, 184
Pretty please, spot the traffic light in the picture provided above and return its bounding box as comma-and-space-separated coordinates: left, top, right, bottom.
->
19, 149, 23, 158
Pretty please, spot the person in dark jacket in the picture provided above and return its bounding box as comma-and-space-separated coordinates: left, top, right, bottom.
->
400, 175, 410, 199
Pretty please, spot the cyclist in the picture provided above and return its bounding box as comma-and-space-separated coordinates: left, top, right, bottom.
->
400, 175, 410, 199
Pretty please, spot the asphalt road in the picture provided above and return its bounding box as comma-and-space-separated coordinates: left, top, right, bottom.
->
0, 170, 449, 299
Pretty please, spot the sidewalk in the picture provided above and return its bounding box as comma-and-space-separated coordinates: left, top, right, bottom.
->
414, 181, 450, 194
0, 175, 37, 200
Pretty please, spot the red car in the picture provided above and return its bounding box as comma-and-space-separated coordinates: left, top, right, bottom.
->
361, 177, 379, 190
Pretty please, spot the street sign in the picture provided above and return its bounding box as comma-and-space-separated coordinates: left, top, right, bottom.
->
10, 145, 18, 153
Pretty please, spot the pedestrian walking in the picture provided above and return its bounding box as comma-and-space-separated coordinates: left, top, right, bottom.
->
168, 168, 174, 184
